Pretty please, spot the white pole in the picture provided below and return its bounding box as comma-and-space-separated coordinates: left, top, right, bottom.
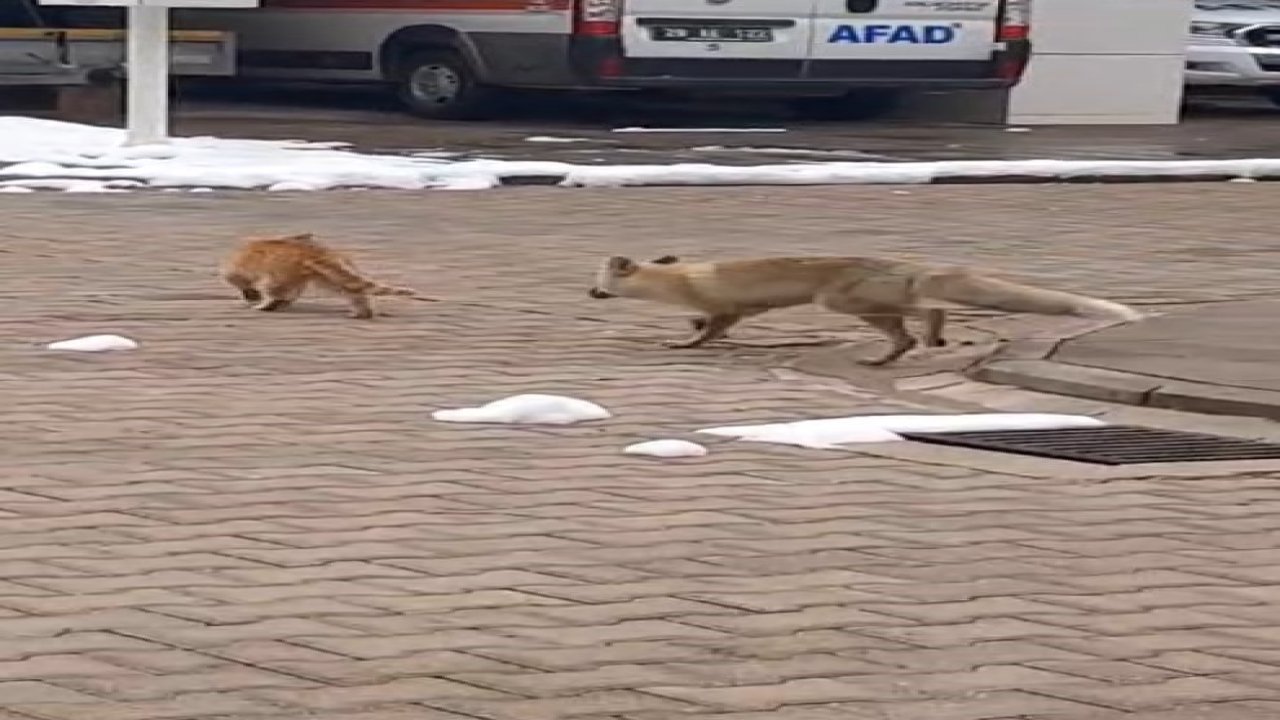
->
124, 3, 171, 145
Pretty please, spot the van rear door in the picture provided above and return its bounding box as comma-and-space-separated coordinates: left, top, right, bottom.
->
621, 0, 818, 61
810, 0, 1001, 62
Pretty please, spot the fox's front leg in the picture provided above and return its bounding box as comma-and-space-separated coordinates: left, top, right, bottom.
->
666, 314, 742, 349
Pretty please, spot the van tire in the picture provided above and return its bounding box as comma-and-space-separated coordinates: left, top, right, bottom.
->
395, 49, 502, 120
1263, 88, 1280, 108
788, 90, 902, 121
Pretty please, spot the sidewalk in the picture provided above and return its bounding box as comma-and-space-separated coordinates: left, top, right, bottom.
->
976, 299, 1280, 421
1, 184, 1280, 720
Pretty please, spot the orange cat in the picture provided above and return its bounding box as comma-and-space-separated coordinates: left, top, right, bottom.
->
221, 233, 415, 319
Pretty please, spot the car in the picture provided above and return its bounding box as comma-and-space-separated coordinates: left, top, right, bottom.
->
1186, 0, 1280, 105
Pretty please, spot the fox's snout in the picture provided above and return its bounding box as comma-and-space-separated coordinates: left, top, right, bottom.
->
588, 288, 615, 299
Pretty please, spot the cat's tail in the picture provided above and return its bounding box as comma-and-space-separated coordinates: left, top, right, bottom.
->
306, 257, 416, 297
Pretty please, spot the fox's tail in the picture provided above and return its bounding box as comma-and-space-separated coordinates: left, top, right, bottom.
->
918, 271, 1143, 322
305, 257, 416, 297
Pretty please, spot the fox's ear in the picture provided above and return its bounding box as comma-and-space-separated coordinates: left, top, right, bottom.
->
607, 256, 638, 275
286, 232, 315, 242
650, 255, 679, 265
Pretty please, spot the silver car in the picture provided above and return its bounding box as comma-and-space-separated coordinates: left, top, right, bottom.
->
1187, 0, 1280, 105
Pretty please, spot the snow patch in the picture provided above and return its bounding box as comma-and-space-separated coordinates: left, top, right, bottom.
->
623, 439, 709, 458
433, 394, 611, 425
46, 334, 139, 352
435, 176, 499, 191
869, 413, 1104, 434
698, 413, 1103, 450
3, 117, 1280, 193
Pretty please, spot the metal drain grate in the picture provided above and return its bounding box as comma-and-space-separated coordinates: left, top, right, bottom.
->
902, 425, 1280, 465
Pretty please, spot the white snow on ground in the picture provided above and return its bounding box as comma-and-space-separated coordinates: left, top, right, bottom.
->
3, 117, 1280, 192
433, 394, 611, 425
46, 334, 139, 352
699, 413, 1103, 450
623, 439, 709, 458
699, 418, 905, 449
871, 413, 1104, 433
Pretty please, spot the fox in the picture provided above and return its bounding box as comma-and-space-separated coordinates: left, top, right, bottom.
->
588, 254, 1143, 366
220, 233, 415, 319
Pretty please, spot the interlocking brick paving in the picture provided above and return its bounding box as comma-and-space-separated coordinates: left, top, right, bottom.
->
0, 185, 1278, 719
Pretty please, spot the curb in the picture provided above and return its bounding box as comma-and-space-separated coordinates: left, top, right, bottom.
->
496, 173, 1280, 189
970, 341, 1280, 422
2, 172, 1277, 192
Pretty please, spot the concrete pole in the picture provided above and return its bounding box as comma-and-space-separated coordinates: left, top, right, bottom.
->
124, 3, 170, 145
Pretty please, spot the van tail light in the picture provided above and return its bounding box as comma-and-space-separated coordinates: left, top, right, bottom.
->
996, 0, 1030, 41
574, 0, 624, 37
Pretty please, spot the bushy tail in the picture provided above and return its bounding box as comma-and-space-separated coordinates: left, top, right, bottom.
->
305, 257, 415, 297
919, 272, 1143, 321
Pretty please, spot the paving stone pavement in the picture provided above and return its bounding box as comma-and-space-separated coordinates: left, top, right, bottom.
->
0, 185, 1279, 720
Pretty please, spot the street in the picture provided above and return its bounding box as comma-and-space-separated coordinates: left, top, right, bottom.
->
170, 83, 1280, 165
1, 184, 1279, 719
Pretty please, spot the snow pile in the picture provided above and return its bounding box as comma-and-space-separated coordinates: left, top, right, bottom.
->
3, 116, 1279, 193
433, 394, 611, 425
699, 413, 1103, 449
871, 413, 1104, 434
0, 117, 566, 192
46, 334, 139, 352
623, 439, 709, 458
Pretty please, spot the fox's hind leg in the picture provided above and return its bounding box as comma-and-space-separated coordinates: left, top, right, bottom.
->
921, 307, 947, 348
223, 273, 262, 305
346, 292, 375, 320
855, 310, 917, 366
818, 293, 917, 366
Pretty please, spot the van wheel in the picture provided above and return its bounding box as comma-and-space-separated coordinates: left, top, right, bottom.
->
395, 49, 502, 120
789, 90, 902, 121
1263, 88, 1280, 108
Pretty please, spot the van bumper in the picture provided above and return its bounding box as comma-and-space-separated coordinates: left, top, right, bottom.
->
569, 39, 1031, 94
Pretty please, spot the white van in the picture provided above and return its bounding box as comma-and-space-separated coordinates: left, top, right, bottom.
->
179, 0, 1032, 120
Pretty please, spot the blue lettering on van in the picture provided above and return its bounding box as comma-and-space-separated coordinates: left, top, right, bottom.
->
827, 24, 958, 44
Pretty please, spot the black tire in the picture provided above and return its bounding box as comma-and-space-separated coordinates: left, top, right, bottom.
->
394, 49, 503, 121
1262, 88, 1280, 108
789, 89, 903, 121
